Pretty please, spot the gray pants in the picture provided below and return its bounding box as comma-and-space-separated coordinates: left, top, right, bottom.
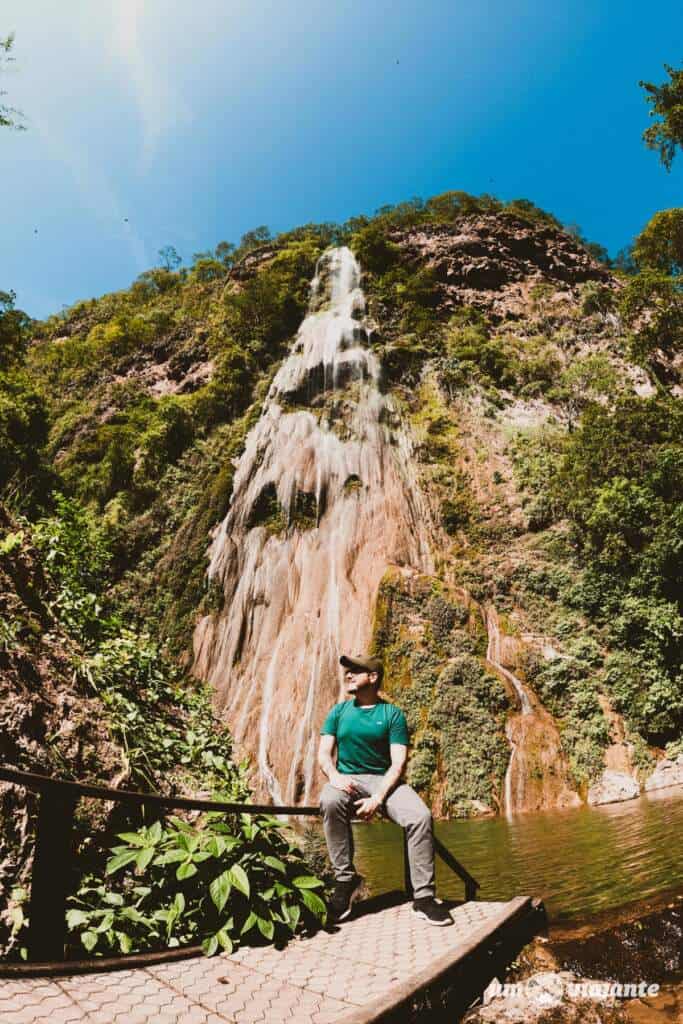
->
320, 775, 436, 900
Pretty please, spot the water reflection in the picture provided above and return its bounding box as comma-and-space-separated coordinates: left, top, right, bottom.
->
347, 788, 683, 921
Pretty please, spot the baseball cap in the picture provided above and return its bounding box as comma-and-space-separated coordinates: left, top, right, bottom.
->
340, 654, 384, 684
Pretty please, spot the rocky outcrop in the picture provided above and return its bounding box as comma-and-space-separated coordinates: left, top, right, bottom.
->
587, 770, 641, 806
467, 971, 626, 1023
392, 215, 612, 321
644, 754, 683, 793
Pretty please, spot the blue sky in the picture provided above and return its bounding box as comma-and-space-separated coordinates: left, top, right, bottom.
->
2, 1, 682, 319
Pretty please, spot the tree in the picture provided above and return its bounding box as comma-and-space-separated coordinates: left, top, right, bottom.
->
0, 289, 30, 370
619, 270, 683, 363
633, 208, 683, 276
549, 354, 618, 431
157, 245, 181, 271
239, 226, 271, 251
640, 63, 683, 170
1, 33, 26, 130
214, 241, 235, 266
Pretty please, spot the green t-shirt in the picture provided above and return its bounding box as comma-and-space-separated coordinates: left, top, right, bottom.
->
320, 699, 409, 775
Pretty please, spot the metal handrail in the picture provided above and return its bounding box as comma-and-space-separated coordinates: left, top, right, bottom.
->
0, 763, 480, 964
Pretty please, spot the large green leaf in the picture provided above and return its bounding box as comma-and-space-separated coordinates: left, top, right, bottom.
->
206, 835, 227, 857
94, 911, 115, 934
106, 849, 139, 875
216, 928, 233, 953
263, 855, 286, 874
176, 861, 198, 881
228, 864, 250, 898
300, 889, 326, 918
116, 832, 148, 847
120, 907, 145, 923
148, 820, 163, 843
240, 911, 257, 934
66, 909, 89, 930
136, 846, 155, 871
292, 876, 324, 889
257, 916, 274, 940
202, 934, 218, 956
209, 871, 232, 914
176, 832, 199, 854
284, 903, 300, 932
153, 849, 186, 865
81, 930, 98, 952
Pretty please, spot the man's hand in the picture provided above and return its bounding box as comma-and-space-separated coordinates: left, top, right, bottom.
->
330, 771, 360, 795
354, 794, 383, 820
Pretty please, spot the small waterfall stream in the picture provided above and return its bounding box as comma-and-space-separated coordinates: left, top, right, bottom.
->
484, 606, 581, 816
193, 247, 434, 803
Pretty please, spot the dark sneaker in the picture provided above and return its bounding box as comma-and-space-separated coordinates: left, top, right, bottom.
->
329, 874, 364, 922
412, 897, 453, 926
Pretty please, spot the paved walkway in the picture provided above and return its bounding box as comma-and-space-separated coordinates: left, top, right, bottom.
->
1, 897, 531, 1024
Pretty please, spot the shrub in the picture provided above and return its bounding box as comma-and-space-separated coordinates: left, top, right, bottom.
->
619, 270, 683, 362
67, 811, 326, 957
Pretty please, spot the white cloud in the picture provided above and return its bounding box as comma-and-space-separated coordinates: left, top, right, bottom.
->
111, 0, 190, 170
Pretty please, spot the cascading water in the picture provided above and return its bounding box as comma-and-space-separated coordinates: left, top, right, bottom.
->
193, 247, 434, 803
484, 606, 581, 816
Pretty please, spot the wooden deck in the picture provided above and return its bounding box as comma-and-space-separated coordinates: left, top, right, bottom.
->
0, 895, 538, 1024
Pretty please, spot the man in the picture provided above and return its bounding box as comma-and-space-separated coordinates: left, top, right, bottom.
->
318, 653, 452, 926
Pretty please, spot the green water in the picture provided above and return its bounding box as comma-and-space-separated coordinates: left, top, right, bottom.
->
346, 787, 683, 922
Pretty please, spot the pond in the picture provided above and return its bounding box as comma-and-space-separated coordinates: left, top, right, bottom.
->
347, 786, 683, 921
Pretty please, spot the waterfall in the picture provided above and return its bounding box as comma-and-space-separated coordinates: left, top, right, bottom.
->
193, 247, 434, 803
484, 606, 581, 816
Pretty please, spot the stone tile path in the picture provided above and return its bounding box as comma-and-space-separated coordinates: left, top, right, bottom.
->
0, 898, 529, 1024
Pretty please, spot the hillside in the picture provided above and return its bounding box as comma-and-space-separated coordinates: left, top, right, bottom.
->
3, 191, 683, 825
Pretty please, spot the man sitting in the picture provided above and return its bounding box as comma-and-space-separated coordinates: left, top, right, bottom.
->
318, 653, 452, 926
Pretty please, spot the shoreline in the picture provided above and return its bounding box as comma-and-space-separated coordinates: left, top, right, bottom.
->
462, 886, 683, 1022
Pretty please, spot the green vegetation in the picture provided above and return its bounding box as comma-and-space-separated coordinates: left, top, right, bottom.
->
2, 494, 326, 959
0, 290, 49, 503
371, 571, 510, 816
68, 811, 325, 957
634, 208, 683, 275
510, 393, 683, 751
0, 34, 25, 131
641, 63, 683, 171
2, 166, 683, 920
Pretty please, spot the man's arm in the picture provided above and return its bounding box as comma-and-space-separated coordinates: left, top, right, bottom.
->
354, 743, 407, 820
318, 734, 360, 795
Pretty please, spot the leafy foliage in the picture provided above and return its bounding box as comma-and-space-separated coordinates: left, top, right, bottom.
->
67, 812, 326, 957
619, 271, 683, 364
0, 34, 25, 131
634, 208, 683, 275
641, 63, 683, 171
511, 394, 683, 747
0, 292, 50, 505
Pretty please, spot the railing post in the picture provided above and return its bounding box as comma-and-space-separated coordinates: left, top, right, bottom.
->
29, 787, 78, 961
402, 829, 413, 899
433, 836, 480, 902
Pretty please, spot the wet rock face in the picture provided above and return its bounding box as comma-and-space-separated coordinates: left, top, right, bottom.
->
587, 771, 641, 806
468, 971, 626, 1023
392, 215, 612, 321
644, 754, 683, 793
193, 249, 435, 804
